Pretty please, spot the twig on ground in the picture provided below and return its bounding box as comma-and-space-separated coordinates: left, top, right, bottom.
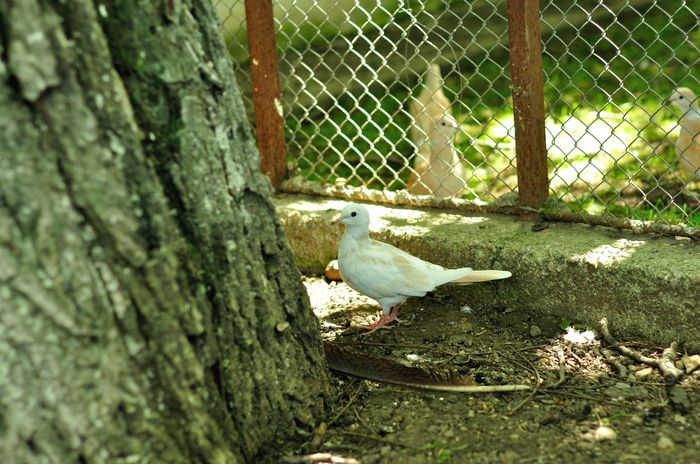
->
598, 318, 684, 385
599, 318, 658, 364
307, 422, 329, 454
305, 382, 365, 452
328, 382, 365, 426
599, 347, 628, 378
352, 406, 378, 435
282, 452, 359, 463
567, 349, 584, 366
549, 348, 567, 388
509, 352, 541, 415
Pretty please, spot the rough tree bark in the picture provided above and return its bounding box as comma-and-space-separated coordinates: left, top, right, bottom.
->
0, 0, 331, 462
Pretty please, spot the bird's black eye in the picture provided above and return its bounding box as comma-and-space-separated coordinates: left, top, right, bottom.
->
680, 95, 685, 99
351, 211, 357, 217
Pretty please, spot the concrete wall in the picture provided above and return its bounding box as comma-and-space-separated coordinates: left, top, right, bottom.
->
275, 194, 700, 349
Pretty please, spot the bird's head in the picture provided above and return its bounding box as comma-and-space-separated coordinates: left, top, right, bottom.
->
430, 113, 461, 139
668, 87, 698, 113
330, 203, 370, 230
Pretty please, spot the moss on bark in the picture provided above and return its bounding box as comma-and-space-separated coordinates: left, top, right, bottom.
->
0, 1, 330, 462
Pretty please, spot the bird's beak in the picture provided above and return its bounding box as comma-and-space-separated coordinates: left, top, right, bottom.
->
330, 214, 343, 226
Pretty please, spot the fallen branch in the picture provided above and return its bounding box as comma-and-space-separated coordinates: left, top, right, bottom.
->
598, 318, 683, 385
599, 347, 628, 378
659, 342, 684, 385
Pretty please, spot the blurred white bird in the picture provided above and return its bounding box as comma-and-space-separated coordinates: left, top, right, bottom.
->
410, 64, 453, 163
407, 113, 466, 197
668, 87, 700, 179
331, 203, 511, 333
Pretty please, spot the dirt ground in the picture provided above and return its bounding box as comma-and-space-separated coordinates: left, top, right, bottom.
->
278, 277, 700, 464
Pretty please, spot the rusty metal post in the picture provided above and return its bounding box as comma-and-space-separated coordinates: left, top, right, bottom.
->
245, 0, 287, 189
507, 0, 549, 208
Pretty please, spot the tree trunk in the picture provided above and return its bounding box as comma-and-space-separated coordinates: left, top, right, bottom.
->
0, 0, 331, 462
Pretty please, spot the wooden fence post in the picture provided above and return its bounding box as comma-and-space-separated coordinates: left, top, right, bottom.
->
245, 0, 287, 189
507, 0, 549, 208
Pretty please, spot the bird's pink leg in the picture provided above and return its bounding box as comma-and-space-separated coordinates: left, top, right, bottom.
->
387, 302, 404, 322
362, 303, 403, 335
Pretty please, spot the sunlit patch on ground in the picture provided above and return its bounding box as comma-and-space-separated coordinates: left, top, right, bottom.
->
304, 276, 378, 324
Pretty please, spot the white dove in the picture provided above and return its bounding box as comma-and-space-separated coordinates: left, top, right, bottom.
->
407, 113, 467, 197
410, 63, 453, 165
331, 203, 511, 333
668, 87, 700, 179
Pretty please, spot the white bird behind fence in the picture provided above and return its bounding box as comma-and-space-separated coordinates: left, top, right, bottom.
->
410, 63, 453, 162
330, 203, 511, 334
668, 87, 700, 179
407, 64, 465, 195
407, 113, 467, 197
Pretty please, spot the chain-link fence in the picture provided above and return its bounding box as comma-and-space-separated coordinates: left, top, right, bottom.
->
216, 0, 699, 235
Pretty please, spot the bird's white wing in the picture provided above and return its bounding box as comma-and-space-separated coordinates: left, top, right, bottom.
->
345, 240, 441, 300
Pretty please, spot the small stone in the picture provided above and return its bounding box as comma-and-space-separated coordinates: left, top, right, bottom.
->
682, 354, 700, 374
586, 426, 617, 442
529, 325, 541, 337
657, 435, 674, 450
459, 304, 473, 314
325, 260, 341, 281
634, 367, 654, 379
275, 322, 290, 332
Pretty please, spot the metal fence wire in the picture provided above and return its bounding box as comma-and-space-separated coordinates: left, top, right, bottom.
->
215, 0, 700, 233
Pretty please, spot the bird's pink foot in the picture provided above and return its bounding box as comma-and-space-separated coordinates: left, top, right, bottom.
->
362, 314, 395, 335
362, 304, 404, 335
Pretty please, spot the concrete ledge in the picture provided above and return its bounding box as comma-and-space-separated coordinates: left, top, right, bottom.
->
275, 193, 700, 349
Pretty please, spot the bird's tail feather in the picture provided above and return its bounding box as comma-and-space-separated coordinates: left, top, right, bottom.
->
450, 270, 511, 285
